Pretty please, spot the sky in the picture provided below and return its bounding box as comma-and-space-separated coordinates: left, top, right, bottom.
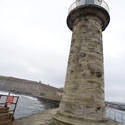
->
0, 0, 125, 102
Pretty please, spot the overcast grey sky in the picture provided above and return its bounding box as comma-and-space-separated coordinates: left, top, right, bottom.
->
0, 0, 125, 102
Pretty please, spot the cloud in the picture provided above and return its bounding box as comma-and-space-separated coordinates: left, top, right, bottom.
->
0, 0, 125, 102
0, 0, 72, 87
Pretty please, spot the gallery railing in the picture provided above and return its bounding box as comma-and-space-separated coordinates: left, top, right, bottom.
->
68, 0, 109, 14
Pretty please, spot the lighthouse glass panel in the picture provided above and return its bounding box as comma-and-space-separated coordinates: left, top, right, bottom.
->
86, 0, 94, 4
95, 0, 102, 5
78, 0, 94, 4
77, 0, 102, 4
77, 0, 85, 5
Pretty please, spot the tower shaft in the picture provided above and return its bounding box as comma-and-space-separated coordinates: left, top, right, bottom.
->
54, 15, 105, 125
60, 15, 104, 120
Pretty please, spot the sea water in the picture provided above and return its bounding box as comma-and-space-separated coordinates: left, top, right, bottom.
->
0, 91, 44, 119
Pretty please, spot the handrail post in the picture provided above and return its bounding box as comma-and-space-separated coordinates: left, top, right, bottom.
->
12, 96, 19, 120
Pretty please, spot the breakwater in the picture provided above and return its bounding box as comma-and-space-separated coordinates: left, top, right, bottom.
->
0, 76, 62, 101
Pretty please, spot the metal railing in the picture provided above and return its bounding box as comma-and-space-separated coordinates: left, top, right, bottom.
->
0, 93, 19, 119
68, 0, 109, 14
106, 107, 125, 125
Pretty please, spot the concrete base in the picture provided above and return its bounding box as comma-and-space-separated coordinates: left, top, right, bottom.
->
50, 119, 120, 125
50, 112, 120, 125
50, 116, 120, 125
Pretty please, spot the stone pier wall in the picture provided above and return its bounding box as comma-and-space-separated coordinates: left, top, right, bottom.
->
0, 76, 60, 100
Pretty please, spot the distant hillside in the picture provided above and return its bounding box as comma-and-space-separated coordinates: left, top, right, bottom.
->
0, 76, 62, 101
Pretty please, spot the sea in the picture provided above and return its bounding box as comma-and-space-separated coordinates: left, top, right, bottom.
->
0, 91, 125, 124
0, 91, 44, 119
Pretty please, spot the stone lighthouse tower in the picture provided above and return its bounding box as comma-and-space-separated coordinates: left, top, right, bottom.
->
53, 0, 118, 125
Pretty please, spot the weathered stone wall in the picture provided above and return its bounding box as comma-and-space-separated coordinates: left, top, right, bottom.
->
0, 76, 60, 99
55, 15, 105, 124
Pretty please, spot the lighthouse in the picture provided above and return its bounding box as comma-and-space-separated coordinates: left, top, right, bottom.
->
52, 0, 119, 125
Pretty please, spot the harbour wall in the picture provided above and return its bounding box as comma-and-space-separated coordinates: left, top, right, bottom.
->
0, 76, 62, 101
